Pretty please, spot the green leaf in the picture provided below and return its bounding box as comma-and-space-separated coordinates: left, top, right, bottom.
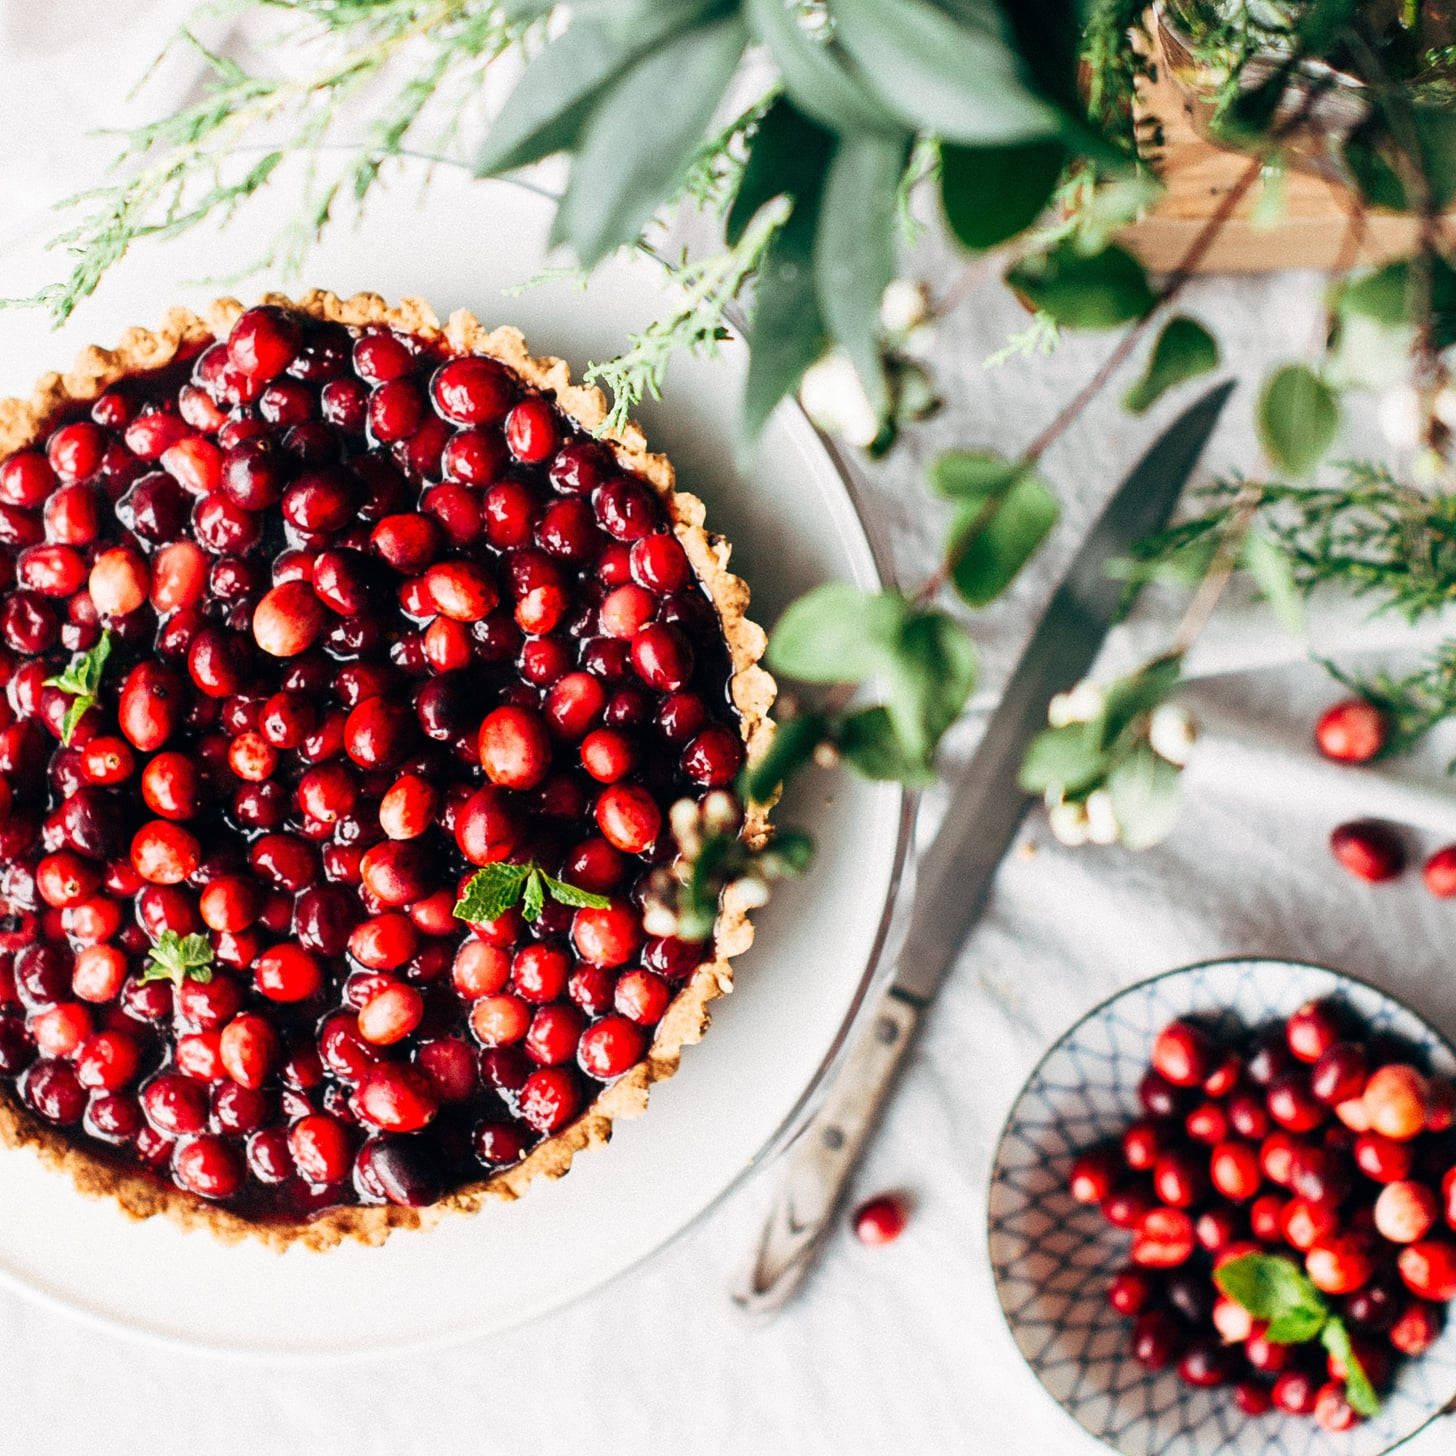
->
1258, 363, 1339, 478
44, 630, 112, 747
1100, 655, 1181, 748
540, 873, 612, 910
831, 0, 1061, 146
726, 97, 834, 246
947, 471, 1059, 607
813, 131, 910, 415
758, 828, 815, 875
742, 0, 903, 136
766, 583, 908, 684
551, 15, 747, 266
739, 711, 828, 804
1215, 1251, 1329, 1325
1106, 742, 1182, 850
741, 185, 828, 448
939, 140, 1065, 252
883, 609, 977, 761
522, 868, 546, 923
1123, 317, 1219, 415
929, 450, 1027, 502
1241, 529, 1305, 635
1006, 243, 1155, 330
139, 929, 214, 989
1264, 1307, 1330, 1345
1018, 722, 1106, 796
838, 706, 936, 785
453, 861, 534, 923
1343, 130, 1409, 212
1321, 1317, 1382, 1417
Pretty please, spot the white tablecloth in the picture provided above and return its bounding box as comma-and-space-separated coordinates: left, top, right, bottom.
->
5, 6, 1456, 1453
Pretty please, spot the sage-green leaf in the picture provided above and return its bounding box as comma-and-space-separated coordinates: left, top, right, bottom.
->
475, 23, 632, 177
1241, 529, 1305, 634
838, 706, 935, 786
831, 0, 1061, 146
1006, 243, 1155, 330
939, 140, 1064, 251
766, 583, 907, 683
929, 449, 1025, 502
813, 132, 910, 415
552, 15, 747, 266
1123, 317, 1220, 415
1106, 742, 1182, 850
1258, 363, 1338, 477
882, 610, 977, 759
727, 97, 834, 246
1017, 723, 1106, 796
742, 0, 903, 135
739, 712, 828, 804
948, 472, 1059, 607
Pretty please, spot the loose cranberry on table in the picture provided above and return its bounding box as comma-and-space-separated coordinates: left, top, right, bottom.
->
0, 300, 750, 1226
852, 1193, 908, 1246
1330, 820, 1406, 883
1072, 995, 1456, 1432
1315, 698, 1388, 763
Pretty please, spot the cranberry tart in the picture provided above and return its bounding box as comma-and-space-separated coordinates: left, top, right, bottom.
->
0, 292, 773, 1248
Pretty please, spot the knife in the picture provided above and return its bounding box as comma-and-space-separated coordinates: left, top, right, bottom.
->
732, 379, 1236, 1315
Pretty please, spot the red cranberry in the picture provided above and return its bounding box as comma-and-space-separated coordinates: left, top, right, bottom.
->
1330, 820, 1405, 881
1315, 698, 1387, 762
682, 725, 743, 786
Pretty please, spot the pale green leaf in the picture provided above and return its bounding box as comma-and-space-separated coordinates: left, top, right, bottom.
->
948, 472, 1059, 607
766, 583, 907, 684
1258, 364, 1338, 478
1123, 317, 1220, 415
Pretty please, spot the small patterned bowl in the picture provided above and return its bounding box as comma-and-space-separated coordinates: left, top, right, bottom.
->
988, 959, 1456, 1456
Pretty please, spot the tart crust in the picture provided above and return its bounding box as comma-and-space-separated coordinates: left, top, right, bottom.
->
0, 292, 776, 1250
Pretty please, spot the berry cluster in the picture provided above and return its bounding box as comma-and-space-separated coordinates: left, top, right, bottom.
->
0, 301, 747, 1220
1069, 1000, 1456, 1431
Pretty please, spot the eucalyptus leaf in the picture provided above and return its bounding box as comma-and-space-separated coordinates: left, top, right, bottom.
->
1100, 655, 1181, 748
939, 140, 1065, 251
831, 0, 1061, 146
739, 712, 828, 803
1006, 243, 1155, 330
813, 131, 910, 414
726, 97, 834, 246
1106, 743, 1182, 850
1241, 529, 1305, 634
838, 706, 936, 785
948, 471, 1059, 607
1258, 363, 1338, 478
882, 610, 977, 760
1017, 722, 1106, 796
766, 583, 907, 684
742, 0, 903, 135
929, 449, 1026, 502
551, 15, 746, 266
1123, 317, 1220, 415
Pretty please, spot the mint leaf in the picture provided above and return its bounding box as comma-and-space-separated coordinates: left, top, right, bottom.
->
1322, 1316, 1382, 1417
455, 862, 611, 924
43, 630, 112, 746
139, 929, 214, 989
453, 862, 533, 923
522, 868, 546, 923
541, 873, 611, 911
1215, 1252, 1329, 1327
1264, 1307, 1329, 1344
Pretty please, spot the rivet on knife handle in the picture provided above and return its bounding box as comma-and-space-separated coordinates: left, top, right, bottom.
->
731, 987, 921, 1316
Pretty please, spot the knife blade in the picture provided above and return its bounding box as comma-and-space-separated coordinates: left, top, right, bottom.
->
732, 379, 1235, 1315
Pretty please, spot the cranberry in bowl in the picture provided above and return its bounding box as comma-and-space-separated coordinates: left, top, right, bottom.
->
988, 959, 1456, 1456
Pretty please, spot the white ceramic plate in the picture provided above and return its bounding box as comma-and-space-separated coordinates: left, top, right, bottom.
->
0, 159, 909, 1355
989, 958, 1456, 1456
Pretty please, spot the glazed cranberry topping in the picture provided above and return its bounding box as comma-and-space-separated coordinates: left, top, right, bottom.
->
0, 304, 740, 1222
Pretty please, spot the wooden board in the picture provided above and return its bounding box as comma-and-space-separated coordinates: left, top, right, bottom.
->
1120, 30, 1431, 273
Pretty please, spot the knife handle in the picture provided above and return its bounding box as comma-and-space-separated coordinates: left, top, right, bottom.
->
731, 985, 921, 1316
